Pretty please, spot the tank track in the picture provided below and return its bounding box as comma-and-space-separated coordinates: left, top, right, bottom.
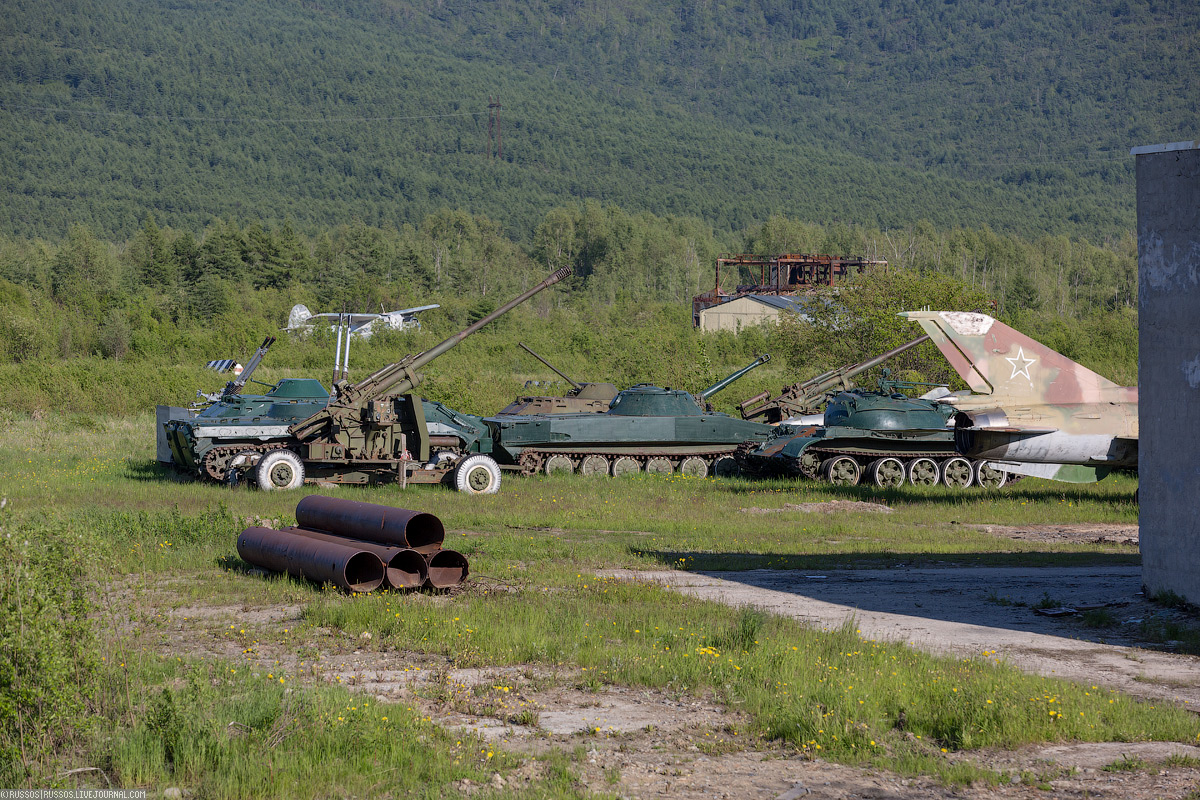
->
202, 443, 289, 481
736, 442, 1022, 488
516, 448, 738, 477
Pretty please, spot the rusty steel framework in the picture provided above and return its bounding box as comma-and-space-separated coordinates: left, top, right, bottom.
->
691, 253, 887, 327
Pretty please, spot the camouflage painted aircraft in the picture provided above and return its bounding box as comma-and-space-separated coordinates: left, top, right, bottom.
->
899, 311, 1138, 483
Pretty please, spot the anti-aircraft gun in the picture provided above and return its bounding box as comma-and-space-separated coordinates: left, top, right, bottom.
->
162, 267, 569, 493
497, 343, 620, 415
267, 266, 574, 493
738, 336, 929, 424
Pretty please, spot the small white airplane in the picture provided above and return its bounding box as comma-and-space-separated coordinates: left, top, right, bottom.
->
286, 303, 440, 337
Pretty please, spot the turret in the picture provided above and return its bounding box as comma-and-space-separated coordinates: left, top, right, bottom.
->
739, 335, 930, 423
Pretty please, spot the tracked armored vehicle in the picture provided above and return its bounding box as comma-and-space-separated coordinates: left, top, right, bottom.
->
496, 342, 619, 415
161, 267, 571, 492
158, 336, 333, 478
740, 378, 1009, 489
485, 355, 774, 478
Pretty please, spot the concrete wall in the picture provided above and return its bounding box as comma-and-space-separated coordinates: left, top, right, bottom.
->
698, 296, 779, 332
1135, 141, 1200, 603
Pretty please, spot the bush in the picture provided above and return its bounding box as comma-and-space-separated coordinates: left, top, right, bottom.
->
0, 519, 98, 784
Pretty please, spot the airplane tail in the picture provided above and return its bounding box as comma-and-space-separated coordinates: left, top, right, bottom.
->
899, 311, 1121, 403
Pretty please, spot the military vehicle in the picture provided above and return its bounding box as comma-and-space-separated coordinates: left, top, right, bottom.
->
161, 267, 571, 492
496, 342, 619, 415
485, 354, 773, 478
156, 336, 334, 473
739, 375, 1009, 488
738, 336, 929, 423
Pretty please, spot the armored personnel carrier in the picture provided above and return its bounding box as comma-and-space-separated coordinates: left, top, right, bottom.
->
740, 377, 1009, 489
161, 267, 571, 492
485, 355, 773, 478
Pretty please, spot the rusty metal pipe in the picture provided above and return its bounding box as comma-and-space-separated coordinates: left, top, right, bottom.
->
295, 495, 445, 553
425, 549, 470, 589
236, 526, 385, 593
285, 526, 428, 589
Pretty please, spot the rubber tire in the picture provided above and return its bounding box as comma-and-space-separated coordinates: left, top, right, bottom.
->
454, 454, 502, 495
869, 457, 906, 488
823, 456, 861, 486
255, 449, 305, 491
973, 460, 1008, 489
680, 456, 708, 478
611, 456, 640, 477
941, 457, 974, 488
907, 457, 940, 487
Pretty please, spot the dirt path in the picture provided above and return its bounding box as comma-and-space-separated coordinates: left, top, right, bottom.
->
601, 566, 1200, 707
141, 559, 1200, 799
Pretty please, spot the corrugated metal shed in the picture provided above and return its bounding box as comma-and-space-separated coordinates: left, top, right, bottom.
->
698, 295, 814, 332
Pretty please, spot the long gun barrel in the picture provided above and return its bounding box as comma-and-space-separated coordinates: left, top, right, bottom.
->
290, 267, 571, 440
699, 353, 771, 400
518, 342, 582, 390
740, 335, 929, 421
223, 336, 276, 397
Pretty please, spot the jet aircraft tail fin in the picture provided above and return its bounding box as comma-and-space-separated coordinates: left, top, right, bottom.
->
899, 311, 1122, 403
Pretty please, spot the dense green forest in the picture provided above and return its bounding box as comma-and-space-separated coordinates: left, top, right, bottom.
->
0, 0, 1175, 415
0, 209, 1138, 418
0, 0, 1195, 241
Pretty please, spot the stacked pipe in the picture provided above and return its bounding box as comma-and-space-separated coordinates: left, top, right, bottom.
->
236, 496, 469, 593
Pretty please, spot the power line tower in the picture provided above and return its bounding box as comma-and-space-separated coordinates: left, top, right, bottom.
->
486, 96, 502, 161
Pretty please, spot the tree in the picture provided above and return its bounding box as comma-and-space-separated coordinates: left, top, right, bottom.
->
127, 216, 173, 290
1005, 269, 1042, 313
50, 226, 114, 311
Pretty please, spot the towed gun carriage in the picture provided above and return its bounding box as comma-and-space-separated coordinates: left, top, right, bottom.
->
485, 354, 774, 478
163, 267, 571, 492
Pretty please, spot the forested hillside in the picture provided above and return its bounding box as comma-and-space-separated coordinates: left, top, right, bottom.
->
1, 0, 1194, 241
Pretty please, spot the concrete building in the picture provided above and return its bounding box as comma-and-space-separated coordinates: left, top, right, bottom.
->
1133, 139, 1200, 603
698, 295, 812, 333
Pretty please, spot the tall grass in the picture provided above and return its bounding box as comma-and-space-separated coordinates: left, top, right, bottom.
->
302, 575, 1198, 780
1, 413, 1183, 792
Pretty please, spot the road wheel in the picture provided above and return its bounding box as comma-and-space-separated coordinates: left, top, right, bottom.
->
645, 457, 673, 475
868, 457, 906, 488
907, 457, 940, 486
941, 457, 974, 488
798, 451, 822, 479
823, 456, 861, 486
680, 456, 708, 478
580, 455, 610, 477
611, 456, 640, 477
543, 455, 573, 475
454, 454, 502, 494
973, 460, 1008, 489
712, 455, 739, 478
255, 450, 305, 491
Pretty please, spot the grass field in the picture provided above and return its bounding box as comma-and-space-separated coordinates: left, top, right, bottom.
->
2, 411, 1194, 796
